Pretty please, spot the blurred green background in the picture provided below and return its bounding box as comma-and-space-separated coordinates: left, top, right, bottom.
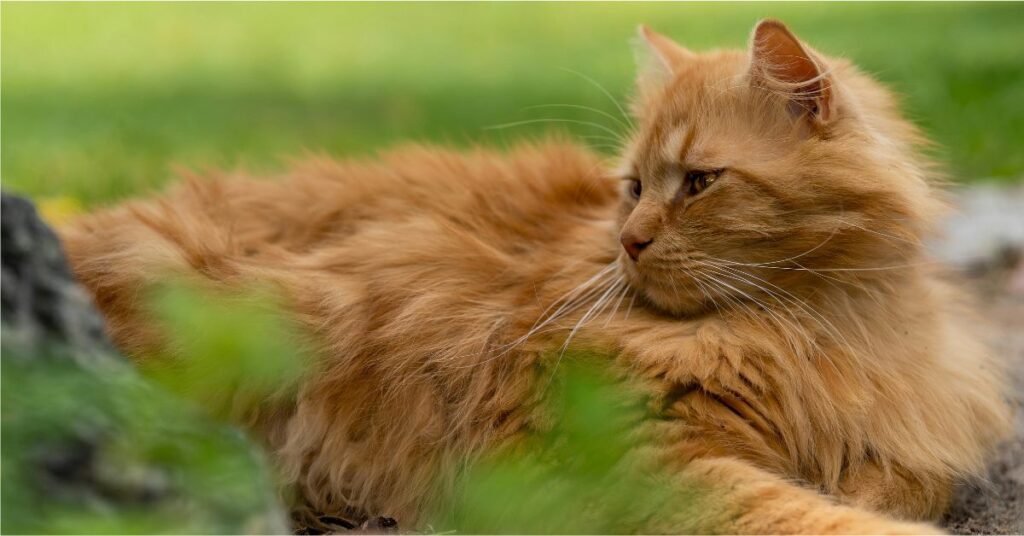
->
3, 2, 1023, 207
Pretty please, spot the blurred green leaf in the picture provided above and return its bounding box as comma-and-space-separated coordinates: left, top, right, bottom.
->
1, 341, 286, 534
434, 357, 689, 534
142, 281, 311, 423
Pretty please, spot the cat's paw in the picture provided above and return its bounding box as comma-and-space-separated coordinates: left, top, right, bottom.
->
815, 512, 944, 535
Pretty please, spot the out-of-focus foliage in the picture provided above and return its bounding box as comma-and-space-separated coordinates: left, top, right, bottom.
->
0, 251, 296, 534
1, 345, 287, 534
2, 3, 1022, 207
433, 359, 695, 534
141, 281, 311, 422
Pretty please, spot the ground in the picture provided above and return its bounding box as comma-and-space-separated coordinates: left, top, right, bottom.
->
940, 187, 1024, 534
944, 281, 1024, 534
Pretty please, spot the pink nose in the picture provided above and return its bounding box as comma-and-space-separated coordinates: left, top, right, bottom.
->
620, 233, 653, 261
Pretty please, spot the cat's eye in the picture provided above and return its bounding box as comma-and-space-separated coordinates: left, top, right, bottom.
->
627, 178, 643, 200
685, 169, 723, 195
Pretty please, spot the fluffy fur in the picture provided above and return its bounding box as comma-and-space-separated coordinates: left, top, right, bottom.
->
62, 20, 1010, 533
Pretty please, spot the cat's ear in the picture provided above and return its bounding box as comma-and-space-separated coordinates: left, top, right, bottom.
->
749, 19, 833, 124
635, 25, 694, 85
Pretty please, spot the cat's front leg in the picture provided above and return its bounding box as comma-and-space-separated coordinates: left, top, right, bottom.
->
837, 461, 953, 521
642, 456, 940, 535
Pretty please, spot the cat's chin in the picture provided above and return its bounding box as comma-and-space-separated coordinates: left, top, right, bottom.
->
620, 263, 710, 318
639, 287, 710, 318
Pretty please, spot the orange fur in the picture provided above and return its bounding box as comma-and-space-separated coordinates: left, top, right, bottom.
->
61, 20, 1010, 533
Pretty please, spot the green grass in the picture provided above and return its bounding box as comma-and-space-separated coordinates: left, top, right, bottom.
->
3, 3, 1022, 206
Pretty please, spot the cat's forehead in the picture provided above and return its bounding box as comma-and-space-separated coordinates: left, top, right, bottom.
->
631, 98, 795, 173
631, 119, 733, 172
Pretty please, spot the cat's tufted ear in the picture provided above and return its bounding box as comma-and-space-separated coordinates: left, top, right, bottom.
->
749, 19, 833, 124
635, 25, 694, 86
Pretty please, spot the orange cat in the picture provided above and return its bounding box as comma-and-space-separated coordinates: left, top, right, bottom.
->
62, 20, 1010, 533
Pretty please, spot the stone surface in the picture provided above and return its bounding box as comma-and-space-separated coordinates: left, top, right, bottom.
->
1, 194, 114, 363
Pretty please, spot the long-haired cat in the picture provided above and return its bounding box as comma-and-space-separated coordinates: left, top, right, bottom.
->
61, 20, 1009, 533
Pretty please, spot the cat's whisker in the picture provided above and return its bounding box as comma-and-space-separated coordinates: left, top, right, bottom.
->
523, 104, 633, 133
624, 293, 636, 321
603, 282, 632, 328
565, 277, 624, 345
700, 261, 856, 366
527, 263, 619, 333
698, 203, 931, 276
484, 118, 625, 144
792, 260, 888, 310
580, 134, 627, 145
557, 67, 635, 130
447, 263, 620, 369
531, 262, 618, 319
696, 269, 783, 335
580, 134, 628, 154
545, 276, 625, 390
678, 265, 713, 311
695, 264, 805, 337
687, 268, 724, 314
696, 268, 818, 361
790, 260, 854, 290
834, 217, 922, 247
702, 262, 817, 321
713, 260, 938, 273
511, 261, 619, 330
667, 272, 684, 306
712, 225, 841, 268
700, 271, 776, 323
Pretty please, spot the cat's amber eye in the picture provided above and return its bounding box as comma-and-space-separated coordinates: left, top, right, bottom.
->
627, 178, 643, 200
685, 169, 723, 195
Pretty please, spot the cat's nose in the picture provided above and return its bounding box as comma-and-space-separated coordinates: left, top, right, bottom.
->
620, 232, 653, 261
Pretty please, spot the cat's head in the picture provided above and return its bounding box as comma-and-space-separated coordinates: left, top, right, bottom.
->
615, 19, 945, 316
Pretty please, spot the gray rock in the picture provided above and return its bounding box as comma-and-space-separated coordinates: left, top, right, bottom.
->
1, 194, 114, 363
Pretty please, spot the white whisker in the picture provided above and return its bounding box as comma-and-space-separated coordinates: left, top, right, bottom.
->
557, 67, 635, 130
484, 118, 625, 143
545, 276, 625, 390
523, 104, 632, 133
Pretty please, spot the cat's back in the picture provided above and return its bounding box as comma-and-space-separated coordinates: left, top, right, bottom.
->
60, 140, 617, 353
65, 139, 614, 255
194, 140, 616, 255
